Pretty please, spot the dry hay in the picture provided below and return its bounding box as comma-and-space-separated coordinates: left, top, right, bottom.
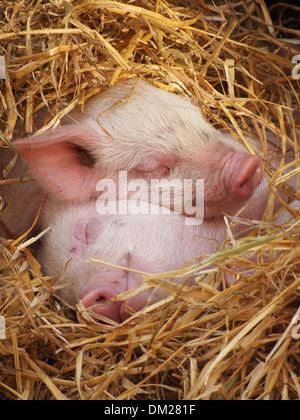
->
0, 0, 300, 400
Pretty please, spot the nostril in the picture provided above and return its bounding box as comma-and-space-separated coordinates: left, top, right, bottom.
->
81, 287, 117, 308
239, 178, 249, 190
95, 295, 108, 303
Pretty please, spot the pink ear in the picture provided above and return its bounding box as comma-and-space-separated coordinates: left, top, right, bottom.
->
15, 125, 102, 202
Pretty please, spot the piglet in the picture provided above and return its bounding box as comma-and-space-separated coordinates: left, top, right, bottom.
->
13, 80, 264, 224
39, 200, 228, 322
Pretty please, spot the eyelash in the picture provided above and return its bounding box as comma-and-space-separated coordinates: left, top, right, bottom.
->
140, 167, 171, 179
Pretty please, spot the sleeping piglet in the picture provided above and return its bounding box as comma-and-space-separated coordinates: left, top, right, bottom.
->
8, 80, 264, 225
39, 200, 227, 323
0, 79, 273, 322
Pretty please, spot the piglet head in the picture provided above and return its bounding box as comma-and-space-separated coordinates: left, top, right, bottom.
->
15, 81, 263, 220
38, 202, 172, 323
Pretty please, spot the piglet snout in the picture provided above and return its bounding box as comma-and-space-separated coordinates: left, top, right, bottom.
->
81, 286, 125, 323
228, 154, 263, 200
80, 272, 144, 323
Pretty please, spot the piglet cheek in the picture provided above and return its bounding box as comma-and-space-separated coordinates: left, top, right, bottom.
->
72, 219, 103, 256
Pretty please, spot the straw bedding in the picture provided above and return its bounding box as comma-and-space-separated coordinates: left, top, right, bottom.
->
0, 0, 300, 400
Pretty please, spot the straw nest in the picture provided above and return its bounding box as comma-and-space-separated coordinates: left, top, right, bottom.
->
0, 0, 300, 400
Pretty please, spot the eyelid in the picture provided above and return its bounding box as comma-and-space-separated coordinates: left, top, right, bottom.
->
137, 166, 171, 179
136, 157, 177, 173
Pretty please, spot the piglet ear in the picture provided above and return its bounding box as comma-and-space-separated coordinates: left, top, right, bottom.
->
15, 124, 102, 203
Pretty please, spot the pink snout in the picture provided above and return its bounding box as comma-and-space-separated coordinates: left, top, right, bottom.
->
80, 272, 144, 323
81, 286, 125, 323
229, 154, 263, 200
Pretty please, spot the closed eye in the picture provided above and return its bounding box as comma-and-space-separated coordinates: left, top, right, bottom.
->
137, 167, 171, 179
135, 155, 178, 179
